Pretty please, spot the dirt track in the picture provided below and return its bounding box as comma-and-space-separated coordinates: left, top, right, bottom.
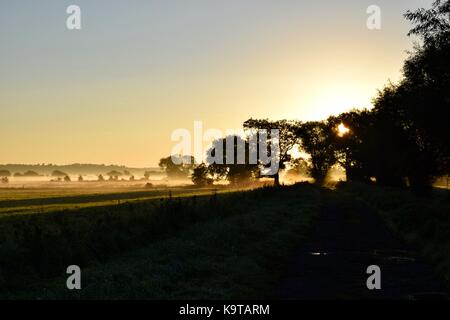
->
275, 191, 449, 300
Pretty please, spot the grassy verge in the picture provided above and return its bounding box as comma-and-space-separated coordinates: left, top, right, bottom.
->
336, 182, 450, 286
1, 184, 320, 299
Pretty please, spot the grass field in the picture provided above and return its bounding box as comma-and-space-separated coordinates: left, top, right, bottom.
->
0, 183, 320, 299
0, 182, 448, 299
0, 183, 238, 217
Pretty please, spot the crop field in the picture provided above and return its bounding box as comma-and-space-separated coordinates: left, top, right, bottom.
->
0, 182, 238, 217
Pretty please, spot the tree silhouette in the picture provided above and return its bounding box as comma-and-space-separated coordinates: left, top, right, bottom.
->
405, 0, 450, 44
317, 1, 450, 193
206, 135, 259, 185
159, 155, 195, 179
243, 119, 300, 186
52, 170, 68, 177
23, 171, 39, 177
362, 1, 450, 193
191, 163, 214, 187
296, 121, 336, 184
106, 170, 122, 181
327, 109, 385, 183
404, 1, 450, 189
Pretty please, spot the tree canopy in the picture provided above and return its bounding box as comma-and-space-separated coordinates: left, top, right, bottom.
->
206, 135, 260, 185
159, 155, 195, 179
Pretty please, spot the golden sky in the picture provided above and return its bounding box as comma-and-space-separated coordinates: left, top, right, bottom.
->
0, 1, 432, 166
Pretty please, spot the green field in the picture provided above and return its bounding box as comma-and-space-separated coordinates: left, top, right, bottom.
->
0, 183, 448, 299
0, 185, 236, 217
0, 183, 320, 299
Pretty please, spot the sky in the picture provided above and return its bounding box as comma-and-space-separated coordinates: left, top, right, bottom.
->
0, 0, 434, 167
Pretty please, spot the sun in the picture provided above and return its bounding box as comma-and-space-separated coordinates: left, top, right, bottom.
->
337, 123, 350, 137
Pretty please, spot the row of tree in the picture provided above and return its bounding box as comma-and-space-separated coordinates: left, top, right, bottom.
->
169, 1, 449, 194
327, 1, 449, 193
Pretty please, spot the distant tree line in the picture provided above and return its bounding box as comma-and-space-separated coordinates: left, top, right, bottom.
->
0, 164, 159, 177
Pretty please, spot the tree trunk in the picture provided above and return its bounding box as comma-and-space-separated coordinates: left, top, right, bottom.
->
274, 172, 280, 187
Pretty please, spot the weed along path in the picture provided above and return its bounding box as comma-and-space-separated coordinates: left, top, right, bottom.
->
274, 190, 449, 300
